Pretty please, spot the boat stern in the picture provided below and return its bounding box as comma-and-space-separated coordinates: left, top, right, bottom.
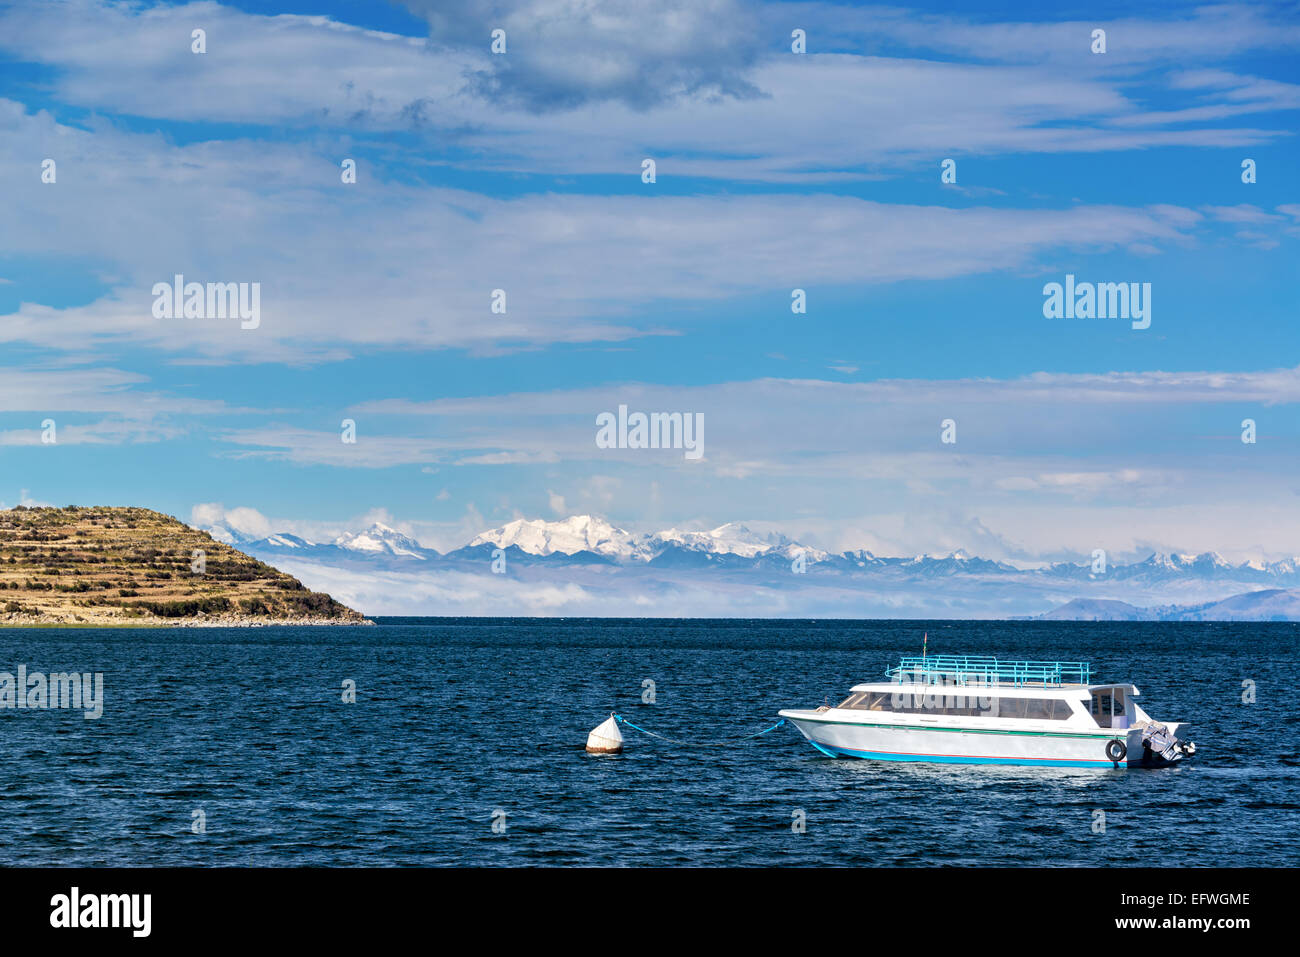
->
1126, 721, 1197, 766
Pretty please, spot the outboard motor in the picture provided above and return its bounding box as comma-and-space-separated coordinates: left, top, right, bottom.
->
1141, 722, 1197, 763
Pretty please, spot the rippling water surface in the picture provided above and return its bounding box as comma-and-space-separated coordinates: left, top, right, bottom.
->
0, 618, 1295, 866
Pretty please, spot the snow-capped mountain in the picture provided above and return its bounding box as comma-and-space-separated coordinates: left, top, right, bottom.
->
1106, 551, 1285, 583
462, 516, 833, 563
466, 516, 831, 563
205, 514, 1300, 583
204, 522, 257, 546
200, 521, 435, 562
195, 513, 1300, 618
260, 533, 314, 549
333, 523, 427, 559
653, 523, 828, 561
469, 515, 652, 562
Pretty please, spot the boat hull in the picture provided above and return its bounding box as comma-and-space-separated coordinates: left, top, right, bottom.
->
779, 711, 1156, 768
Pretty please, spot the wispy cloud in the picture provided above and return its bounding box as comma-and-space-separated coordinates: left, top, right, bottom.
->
1, 100, 1229, 362
4, 1, 1295, 182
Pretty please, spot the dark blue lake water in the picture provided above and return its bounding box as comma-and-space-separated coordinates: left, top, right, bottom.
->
0, 618, 1295, 866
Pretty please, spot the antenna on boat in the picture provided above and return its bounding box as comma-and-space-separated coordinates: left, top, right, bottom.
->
922, 631, 927, 662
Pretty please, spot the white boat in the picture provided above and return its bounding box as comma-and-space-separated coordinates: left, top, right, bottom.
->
779, 655, 1197, 768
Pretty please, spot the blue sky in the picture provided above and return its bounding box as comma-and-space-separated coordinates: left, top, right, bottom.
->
0, 0, 1297, 562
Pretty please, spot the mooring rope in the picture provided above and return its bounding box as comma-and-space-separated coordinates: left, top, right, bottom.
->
613, 714, 786, 747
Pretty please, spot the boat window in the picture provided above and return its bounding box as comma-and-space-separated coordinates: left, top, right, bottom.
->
838, 692, 892, 710
1091, 691, 1115, 728
1023, 698, 1052, 720
837, 692, 1072, 719
1051, 699, 1077, 719
997, 697, 1027, 719
985, 697, 1072, 720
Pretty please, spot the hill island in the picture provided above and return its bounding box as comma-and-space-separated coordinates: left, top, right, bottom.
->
0, 506, 369, 627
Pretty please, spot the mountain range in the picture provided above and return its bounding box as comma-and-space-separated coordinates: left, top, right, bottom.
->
199, 514, 1300, 619
1036, 589, 1300, 622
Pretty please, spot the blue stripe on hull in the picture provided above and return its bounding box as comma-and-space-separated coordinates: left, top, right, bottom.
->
812, 740, 1117, 768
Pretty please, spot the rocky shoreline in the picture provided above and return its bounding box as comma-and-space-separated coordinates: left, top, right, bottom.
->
1, 612, 376, 627
179, 615, 377, 627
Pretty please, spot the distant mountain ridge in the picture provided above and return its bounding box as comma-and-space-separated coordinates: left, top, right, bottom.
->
197, 513, 1300, 618
203, 513, 1300, 582
1038, 589, 1300, 622
208, 520, 429, 561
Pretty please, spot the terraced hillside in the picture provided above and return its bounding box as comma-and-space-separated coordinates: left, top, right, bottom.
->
0, 506, 368, 626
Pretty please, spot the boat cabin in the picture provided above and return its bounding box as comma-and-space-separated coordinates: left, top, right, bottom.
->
848, 656, 1147, 728
1087, 684, 1140, 729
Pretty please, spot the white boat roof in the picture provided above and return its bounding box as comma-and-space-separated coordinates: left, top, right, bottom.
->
869, 657, 1139, 696
850, 681, 1140, 696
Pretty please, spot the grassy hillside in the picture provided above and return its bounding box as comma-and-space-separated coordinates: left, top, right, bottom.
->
0, 506, 367, 626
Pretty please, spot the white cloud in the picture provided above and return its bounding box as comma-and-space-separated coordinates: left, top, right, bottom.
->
216, 426, 445, 468
0, 365, 237, 445
403, 0, 762, 110
0, 489, 54, 510
0, 366, 231, 415
546, 489, 566, 515
798, 5, 1300, 66
2, 98, 1229, 363
0, 1, 474, 127
190, 503, 274, 540
2, 2, 1294, 184
269, 557, 604, 615
261, 366, 1299, 559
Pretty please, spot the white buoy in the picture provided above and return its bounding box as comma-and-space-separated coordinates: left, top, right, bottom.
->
586, 713, 624, 754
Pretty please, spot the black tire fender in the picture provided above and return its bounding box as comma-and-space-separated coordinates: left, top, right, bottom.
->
1105, 739, 1127, 763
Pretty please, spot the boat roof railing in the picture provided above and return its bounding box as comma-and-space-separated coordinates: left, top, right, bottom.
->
886, 655, 1091, 688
